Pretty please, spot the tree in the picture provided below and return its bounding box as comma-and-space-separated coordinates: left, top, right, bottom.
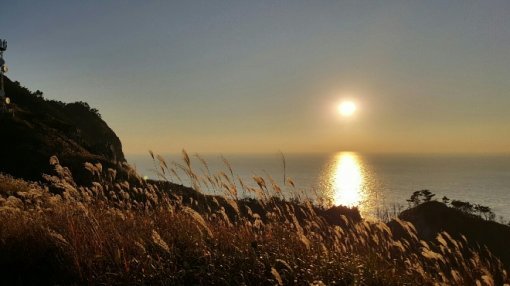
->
474, 204, 495, 221
451, 200, 474, 214
33, 90, 44, 98
90, 107, 102, 118
407, 190, 436, 207
407, 191, 422, 207
421, 190, 435, 202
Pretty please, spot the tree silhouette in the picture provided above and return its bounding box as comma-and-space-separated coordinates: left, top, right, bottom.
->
407, 190, 436, 207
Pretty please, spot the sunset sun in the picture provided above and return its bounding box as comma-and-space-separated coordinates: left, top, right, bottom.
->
338, 101, 357, 117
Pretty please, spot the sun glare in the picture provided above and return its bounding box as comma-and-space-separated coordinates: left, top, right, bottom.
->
331, 152, 364, 207
338, 101, 357, 117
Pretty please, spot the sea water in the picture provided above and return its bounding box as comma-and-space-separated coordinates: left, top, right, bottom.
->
127, 152, 510, 220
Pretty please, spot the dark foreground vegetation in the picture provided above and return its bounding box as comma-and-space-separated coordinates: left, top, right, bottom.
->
0, 155, 509, 285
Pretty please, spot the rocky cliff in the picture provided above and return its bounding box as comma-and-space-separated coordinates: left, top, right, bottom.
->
0, 76, 126, 184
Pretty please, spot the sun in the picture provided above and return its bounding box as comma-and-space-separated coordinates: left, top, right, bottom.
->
338, 101, 357, 117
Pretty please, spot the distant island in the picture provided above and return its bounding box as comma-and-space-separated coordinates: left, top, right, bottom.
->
1, 78, 509, 285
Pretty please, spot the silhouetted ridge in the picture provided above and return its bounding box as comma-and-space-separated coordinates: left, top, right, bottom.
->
394, 201, 510, 266
0, 76, 125, 184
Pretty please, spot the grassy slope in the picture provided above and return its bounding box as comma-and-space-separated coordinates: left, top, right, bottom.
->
0, 157, 508, 285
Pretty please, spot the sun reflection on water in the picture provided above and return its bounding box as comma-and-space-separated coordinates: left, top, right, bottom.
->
320, 152, 373, 216
331, 152, 364, 207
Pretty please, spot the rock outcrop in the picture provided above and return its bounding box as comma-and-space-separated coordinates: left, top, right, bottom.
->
0, 76, 126, 184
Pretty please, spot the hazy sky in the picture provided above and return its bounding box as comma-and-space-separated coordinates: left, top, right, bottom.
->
2, 1, 509, 154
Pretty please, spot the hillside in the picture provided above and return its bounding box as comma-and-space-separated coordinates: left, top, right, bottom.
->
0, 77, 125, 184
397, 200, 510, 266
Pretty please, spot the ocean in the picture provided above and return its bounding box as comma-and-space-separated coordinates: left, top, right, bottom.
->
127, 152, 510, 220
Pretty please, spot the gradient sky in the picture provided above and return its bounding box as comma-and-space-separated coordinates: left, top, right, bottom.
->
1, 1, 509, 154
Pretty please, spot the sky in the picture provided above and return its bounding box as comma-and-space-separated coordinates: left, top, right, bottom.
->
1, 1, 510, 155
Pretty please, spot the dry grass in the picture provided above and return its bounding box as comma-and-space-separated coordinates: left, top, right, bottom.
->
0, 155, 508, 285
